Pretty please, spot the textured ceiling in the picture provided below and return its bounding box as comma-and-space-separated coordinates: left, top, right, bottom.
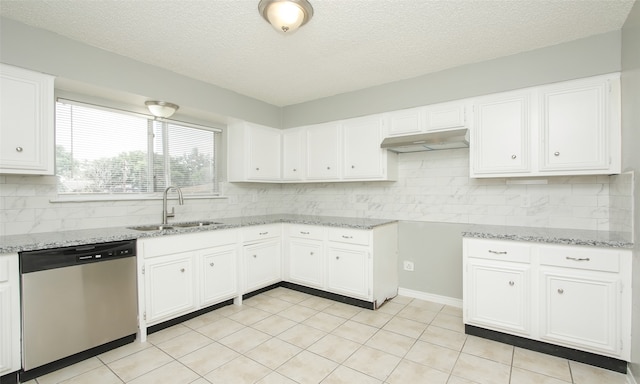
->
0, 0, 635, 107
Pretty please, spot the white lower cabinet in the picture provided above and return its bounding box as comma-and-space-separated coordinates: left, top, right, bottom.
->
465, 259, 531, 336
0, 254, 20, 376
288, 238, 324, 289
144, 252, 196, 324
138, 230, 239, 338
326, 245, 369, 299
463, 238, 631, 361
241, 224, 282, 293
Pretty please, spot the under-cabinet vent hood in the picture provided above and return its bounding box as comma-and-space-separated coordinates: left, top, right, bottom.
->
380, 128, 470, 153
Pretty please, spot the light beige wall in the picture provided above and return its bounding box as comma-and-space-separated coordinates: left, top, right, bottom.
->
621, 0, 640, 379
282, 31, 622, 128
0, 17, 282, 128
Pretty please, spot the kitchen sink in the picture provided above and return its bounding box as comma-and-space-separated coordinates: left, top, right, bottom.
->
171, 221, 223, 228
128, 221, 223, 231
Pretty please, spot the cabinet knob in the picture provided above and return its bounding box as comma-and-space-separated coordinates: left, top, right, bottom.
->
335, 256, 340, 260
511, 154, 517, 159
210, 262, 214, 267
557, 288, 564, 294
310, 252, 314, 255
554, 152, 560, 157
326, 166, 331, 170
253, 254, 257, 258
508, 281, 515, 286
256, 167, 260, 171
293, 168, 297, 172
16, 146, 23, 152
351, 165, 355, 169
180, 268, 185, 273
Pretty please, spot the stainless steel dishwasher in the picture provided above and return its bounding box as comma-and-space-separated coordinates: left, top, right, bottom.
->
19, 239, 138, 380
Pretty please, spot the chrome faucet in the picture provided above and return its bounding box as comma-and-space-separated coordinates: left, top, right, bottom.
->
162, 186, 184, 224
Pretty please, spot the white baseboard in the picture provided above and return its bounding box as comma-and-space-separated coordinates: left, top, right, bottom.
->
397, 287, 463, 308
629, 367, 639, 384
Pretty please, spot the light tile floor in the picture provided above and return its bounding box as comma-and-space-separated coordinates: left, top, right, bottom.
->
24, 288, 630, 384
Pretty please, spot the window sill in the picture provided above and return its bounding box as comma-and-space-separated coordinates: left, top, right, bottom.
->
50, 194, 226, 203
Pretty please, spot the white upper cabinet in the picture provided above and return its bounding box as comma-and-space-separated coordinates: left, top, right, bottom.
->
342, 115, 390, 180
387, 100, 468, 137
305, 122, 341, 180
471, 90, 532, 176
0, 64, 55, 175
282, 127, 305, 181
471, 73, 620, 178
228, 121, 281, 182
539, 76, 618, 173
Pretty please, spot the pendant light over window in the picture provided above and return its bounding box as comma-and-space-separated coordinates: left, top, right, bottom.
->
258, 0, 314, 33
145, 100, 179, 119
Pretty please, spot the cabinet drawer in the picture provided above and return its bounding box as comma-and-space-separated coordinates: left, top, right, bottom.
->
465, 238, 531, 263
242, 224, 282, 243
328, 228, 369, 246
288, 224, 325, 240
539, 245, 619, 273
142, 229, 238, 258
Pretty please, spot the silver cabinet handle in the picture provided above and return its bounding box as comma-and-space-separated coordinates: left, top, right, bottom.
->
488, 250, 507, 255
180, 268, 185, 273
558, 288, 564, 294
300, 231, 310, 235
566, 256, 590, 262
209, 262, 214, 267
16, 147, 23, 152
554, 152, 560, 156
342, 235, 353, 239
511, 154, 517, 159
508, 281, 514, 286
259, 232, 269, 235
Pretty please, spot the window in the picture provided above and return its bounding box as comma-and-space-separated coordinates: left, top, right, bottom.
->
55, 99, 220, 196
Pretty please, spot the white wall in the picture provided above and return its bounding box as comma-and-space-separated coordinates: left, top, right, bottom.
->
621, 0, 640, 380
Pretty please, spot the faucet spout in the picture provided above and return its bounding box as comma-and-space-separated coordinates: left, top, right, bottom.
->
162, 186, 184, 224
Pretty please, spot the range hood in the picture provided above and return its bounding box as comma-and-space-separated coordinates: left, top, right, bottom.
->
380, 128, 470, 153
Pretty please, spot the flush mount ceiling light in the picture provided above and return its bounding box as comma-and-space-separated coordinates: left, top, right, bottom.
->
258, 0, 314, 33
145, 100, 179, 118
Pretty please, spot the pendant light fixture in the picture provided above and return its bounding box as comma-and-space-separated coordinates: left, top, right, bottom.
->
145, 100, 179, 118
258, 0, 314, 33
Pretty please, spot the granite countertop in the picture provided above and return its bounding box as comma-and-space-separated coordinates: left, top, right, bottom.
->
0, 215, 398, 254
462, 224, 633, 249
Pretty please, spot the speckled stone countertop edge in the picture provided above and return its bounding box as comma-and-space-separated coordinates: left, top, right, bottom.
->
462, 225, 633, 249
0, 215, 398, 254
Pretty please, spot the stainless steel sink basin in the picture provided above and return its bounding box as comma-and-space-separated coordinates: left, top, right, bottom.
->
172, 221, 223, 228
128, 225, 174, 231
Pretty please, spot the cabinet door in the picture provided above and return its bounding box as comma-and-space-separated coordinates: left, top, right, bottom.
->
306, 122, 340, 180
465, 259, 531, 336
0, 64, 54, 175
326, 245, 369, 299
0, 256, 19, 375
199, 245, 237, 306
244, 239, 282, 292
471, 92, 531, 176
145, 253, 196, 324
247, 123, 281, 180
540, 269, 619, 355
425, 101, 467, 131
282, 128, 304, 180
539, 78, 610, 172
342, 115, 386, 179
288, 239, 324, 289
0, 285, 12, 375
388, 107, 424, 136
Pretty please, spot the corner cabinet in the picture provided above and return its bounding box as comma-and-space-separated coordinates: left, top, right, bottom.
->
463, 237, 631, 361
228, 121, 282, 182
0, 254, 20, 377
470, 73, 621, 178
0, 64, 55, 175
137, 230, 239, 340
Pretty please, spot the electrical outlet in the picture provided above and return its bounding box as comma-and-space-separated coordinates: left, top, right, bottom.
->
403, 261, 414, 271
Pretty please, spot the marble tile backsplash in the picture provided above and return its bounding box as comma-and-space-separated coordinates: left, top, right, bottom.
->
0, 149, 634, 236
